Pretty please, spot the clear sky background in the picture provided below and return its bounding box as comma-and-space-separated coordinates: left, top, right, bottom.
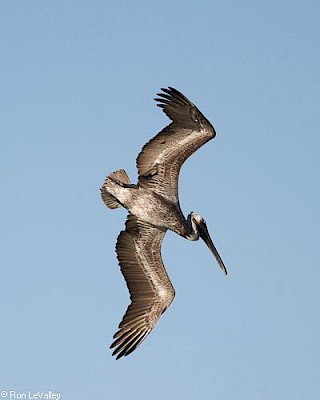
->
1, 1, 319, 399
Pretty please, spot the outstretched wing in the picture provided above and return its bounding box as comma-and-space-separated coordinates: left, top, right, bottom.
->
111, 214, 175, 359
137, 87, 216, 203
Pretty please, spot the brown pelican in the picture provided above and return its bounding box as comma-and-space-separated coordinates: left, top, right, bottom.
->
101, 87, 227, 360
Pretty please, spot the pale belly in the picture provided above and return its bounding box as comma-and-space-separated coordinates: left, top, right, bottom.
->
129, 190, 180, 228
104, 179, 188, 235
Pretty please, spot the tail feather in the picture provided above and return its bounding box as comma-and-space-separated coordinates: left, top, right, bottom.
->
108, 169, 131, 185
101, 169, 131, 209
100, 189, 121, 209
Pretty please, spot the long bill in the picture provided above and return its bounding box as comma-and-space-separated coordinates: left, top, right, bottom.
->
197, 221, 228, 275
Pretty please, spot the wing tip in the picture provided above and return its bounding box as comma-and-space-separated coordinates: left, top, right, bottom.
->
153, 86, 214, 132
154, 86, 190, 106
110, 328, 150, 360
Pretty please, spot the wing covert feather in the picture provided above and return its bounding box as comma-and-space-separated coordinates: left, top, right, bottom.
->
111, 214, 175, 359
137, 87, 216, 202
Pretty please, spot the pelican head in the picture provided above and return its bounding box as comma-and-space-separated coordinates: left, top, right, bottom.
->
186, 212, 227, 275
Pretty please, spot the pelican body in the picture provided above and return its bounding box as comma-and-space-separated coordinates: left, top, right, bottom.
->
101, 87, 227, 359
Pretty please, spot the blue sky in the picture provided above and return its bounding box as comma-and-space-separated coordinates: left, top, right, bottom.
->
1, 1, 319, 399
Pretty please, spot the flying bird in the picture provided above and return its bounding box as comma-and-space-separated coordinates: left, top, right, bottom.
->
101, 87, 227, 360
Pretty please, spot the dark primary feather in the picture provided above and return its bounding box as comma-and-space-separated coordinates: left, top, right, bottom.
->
137, 87, 216, 203
111, 214, 175, 359
155, 87, 211, 128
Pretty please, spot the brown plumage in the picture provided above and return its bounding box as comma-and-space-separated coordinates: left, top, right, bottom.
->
110, 215, 174, 359
137, 87, 216, 203
101, 87, 227, 360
